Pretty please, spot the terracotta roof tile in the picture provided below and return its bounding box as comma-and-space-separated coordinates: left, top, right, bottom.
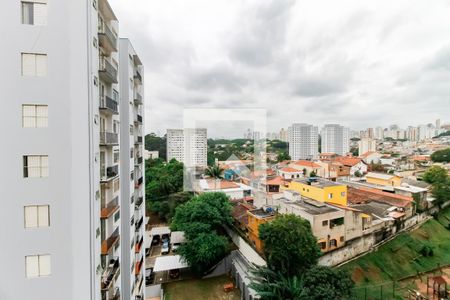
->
293, 160, 321, 168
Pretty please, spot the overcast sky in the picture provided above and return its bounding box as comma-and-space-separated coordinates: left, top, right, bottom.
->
110, 0, 450, 138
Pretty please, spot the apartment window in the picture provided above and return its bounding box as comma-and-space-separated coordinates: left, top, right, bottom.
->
21, 1, 47, 26
113, 179, 119, 192
22, 104, 48, 128
130, 172, 134, 181
23, 155, 48, 178
130, 148, 134, 159
21, 53, 47, 77
24, 205, 50, 228
114, 210, 120, 223
129, 125, 133, 135
113, 151, 119, 164
322, 220, 328, 227
25, 254, 51, 278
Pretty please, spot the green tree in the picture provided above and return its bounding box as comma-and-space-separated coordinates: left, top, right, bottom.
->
310, 170, 317, 177
178, 232, 228, 275
431, 148, 450, 162
277, 152, 291, 162
423, 166, 448, 184
354, 170, 362, 177
249, 267, 303, 300
205, 165, 224, 179
259, 214, 320, 277
145, 133, 167, 160
431, 180, 450, 208
300, 266, 354, 300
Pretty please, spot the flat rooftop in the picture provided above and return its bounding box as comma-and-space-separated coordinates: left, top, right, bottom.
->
249, 208, 276, 218
294, 177, 344, 188
280, 197, 339, 215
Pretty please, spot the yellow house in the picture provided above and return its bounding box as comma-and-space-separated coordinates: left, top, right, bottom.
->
287, 178, 348, 206
247, 208, 276, 253
366, 172, 402, 187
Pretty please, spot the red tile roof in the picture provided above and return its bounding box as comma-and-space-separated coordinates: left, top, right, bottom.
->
335, 157, 362, 167
347, 187, 412, 207
207, 180, 240, 189
279, 167, 301, 173
265, 176, 287, 186
293, 160, 321, 168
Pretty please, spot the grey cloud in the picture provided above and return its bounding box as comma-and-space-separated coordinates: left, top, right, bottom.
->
187, 65, 248, 92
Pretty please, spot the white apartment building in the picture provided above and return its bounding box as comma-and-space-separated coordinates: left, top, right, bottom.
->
167, 128, 208, 167
374, 127, 384, 140
0, 1, 144, 300
320, 124, 350, 156
358, 138, 377, 155
119, 39, 146, 299
288, 123, 319, 160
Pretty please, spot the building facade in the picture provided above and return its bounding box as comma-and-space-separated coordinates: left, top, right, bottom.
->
358, 138, 376, 156
320, 124, 350, 156
0, 1, 144, 299
167, 128, 208, 167
288, 123, 319, 160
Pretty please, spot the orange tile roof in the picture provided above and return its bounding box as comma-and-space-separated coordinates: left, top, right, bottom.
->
320, 153, 336, 156
347, 187, 412, 207
294, 160, 321, 168
335, 157, 362, 167
265, 176, 287, 186
280, 167, 301, 173
207, 180, 240, 189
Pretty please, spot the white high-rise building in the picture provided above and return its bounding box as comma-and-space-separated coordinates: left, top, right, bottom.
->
374, 127, 384, 140
279, 128, 288, 142
0, 1, 145, 300
320, 124, 350, 156
167, 128, 208, 167
358, 138, 377, 155
288, 124, 319, 160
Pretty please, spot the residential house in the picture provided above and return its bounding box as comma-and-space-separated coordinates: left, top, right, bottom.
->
366, 172, 402, 187
290, 160, 323, 176
287, 178, 348, 206
247, 208, 277, 253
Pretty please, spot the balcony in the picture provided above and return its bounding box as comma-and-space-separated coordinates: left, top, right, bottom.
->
134, 114, 143, 124
101, 228, 120, 255
101, 257, 120, 290
101, 165, 119, 182
135, 136, 143, 144
134, 71, 142, 84
135, 256, 144, 275
98, 24, 118, 55
99, 58, 118, 84
99, 95, 119, 115
135, 176, 143, 188
135, 235, 144, 253
135, 156, 143, 166
101, 196, 119, 219
135, 196, 143, 209
134, 92, 143, 105
100, 132, 118, 146
135, 216, 144, 231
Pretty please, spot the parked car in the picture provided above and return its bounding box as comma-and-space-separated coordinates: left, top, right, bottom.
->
161, 234, 170, 244
169, 268, 180, 279
161, 241, 170, 255
151, 235, 160, 245
145, 268, 154, 285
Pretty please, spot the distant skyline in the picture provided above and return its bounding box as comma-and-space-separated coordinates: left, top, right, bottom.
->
110, 0, 450, 137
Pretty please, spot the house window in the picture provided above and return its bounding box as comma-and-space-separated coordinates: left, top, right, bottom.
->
329, 239, 337, 248
318, 242, 326, 250
322, 220, 328, 227
340, 236, 345, 243
328, 193, 333, 199
24, 205, 50, 228
23, 155, 48, 178
21, 1, 47, 26
22, 104, 48, 128
21, 53, 47, 77
25, 254, 51, 278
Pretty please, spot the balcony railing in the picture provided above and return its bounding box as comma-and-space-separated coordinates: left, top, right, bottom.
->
135, 216, 144, 231
135, 176, 143, 188
100, 132, 119, 146
106, 165, 119, 179
99, 58, 118, 84
135, 256, 144, 275
134, 92, 143, 105
101, 196, 119, 219
99, 95, 119, 114
101, 228, 120, 255
135, 235, 144, 253
101, 257, 120, 290
98, 24, 118, 54
134, 71, 142, 84
135, 196, 143, 209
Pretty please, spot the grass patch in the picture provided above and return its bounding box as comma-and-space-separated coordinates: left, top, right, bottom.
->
164, 275, 240, 300
340, 207, 450, 287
